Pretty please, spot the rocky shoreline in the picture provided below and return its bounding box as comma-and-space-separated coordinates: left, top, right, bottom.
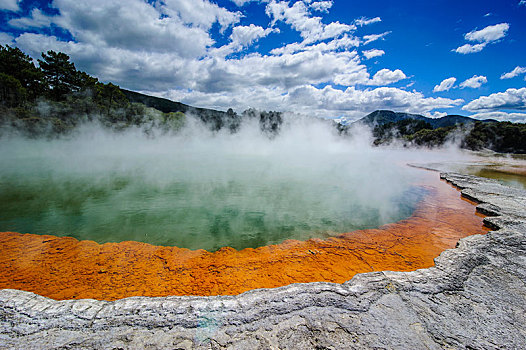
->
1, 172, 525, 349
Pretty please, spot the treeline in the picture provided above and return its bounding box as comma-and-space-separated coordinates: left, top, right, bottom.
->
0, 45, 185, 135
121, 89, 284, 135
372, 119, 526, 153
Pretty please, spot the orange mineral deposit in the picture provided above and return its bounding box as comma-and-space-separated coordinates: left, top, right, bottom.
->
0, 174, 488, 301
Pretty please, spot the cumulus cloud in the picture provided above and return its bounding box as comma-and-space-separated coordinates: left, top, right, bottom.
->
161, 0, 242, 31
355, 16, 381, 27
469, 111, 526, 123
454, 43, 486, 54
166, 84, 463, 121
5, 0, 458, 120
231, 25, 276, 47
284, 85, 462, 116
14, 33, 194, 91
270, 35, 359, 55
310, 1, 333, 13
365, 69, 406, 86
462, 88, 526, 111
16, 32, 374, 95
433, 77, 457, 92
454, 23, 509, 54
362, 49, 384, 59
520, 0, 526, 6
425, 111, 448, 119
459, 75, 487, 89
465, 23, 509, 42
0, 0, 19, 11
213, 24, 277, 56
500, 66, 526, 79
265, 0, 354, 43
194, 50, 372, 92
31, 0, 221, 58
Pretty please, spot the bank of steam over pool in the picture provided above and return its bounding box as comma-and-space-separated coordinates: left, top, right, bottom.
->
0, 116, 444, 251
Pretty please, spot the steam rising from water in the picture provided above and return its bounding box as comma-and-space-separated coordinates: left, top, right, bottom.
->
0, 115, 472, 251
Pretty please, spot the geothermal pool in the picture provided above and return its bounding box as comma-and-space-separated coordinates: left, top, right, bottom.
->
0, 120, 489, 300
0, 124, 424, 251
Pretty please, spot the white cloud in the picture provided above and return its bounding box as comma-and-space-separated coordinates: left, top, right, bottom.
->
270, 34, 359, 55
469, 111, 526, 123
520, 0, 526, 6
285, 85, 462, 117
500, 66, 526, 79
27, 0, 221, 58
161, 0, 241, 31
231, 24, 276, 46
424, 111, 448, 119
0, 0, 19, 12
332, 65, 406, 87
212, 24, 277, 56
362, 31, 390, 45
355, 16, 381, 27
433, 77, 457, 92
310, 1, 333, 13
6, 0, 457, 121
8, 8, 54, 28
459, 75, 487, 89
462, 88, 526, 111
454, 43, 486, 54
454, 23, 510, 54
16, 32, 377, 94
362, 49, 384, 59
0, 32, 14, 45
364, 68, 406, 86
165, 84, 463, 120
14, 33, 192, 91
230, 0, 257, 6
465, 23, 509, 42
265, 0, 354, 43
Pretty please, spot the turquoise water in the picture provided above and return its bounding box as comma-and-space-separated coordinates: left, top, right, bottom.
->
0, 126, 427, 251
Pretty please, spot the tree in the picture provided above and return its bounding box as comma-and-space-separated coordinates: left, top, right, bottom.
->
76, 71, 99, 90
94, 82, 128, 116
0, 73, 27, 107
38, 50, 80, 100
0, 45, 44, 99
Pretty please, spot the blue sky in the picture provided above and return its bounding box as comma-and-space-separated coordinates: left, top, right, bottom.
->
1, 0, 525, 121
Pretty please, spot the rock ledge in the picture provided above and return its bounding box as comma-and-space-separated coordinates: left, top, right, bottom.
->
1, 172, 526, 349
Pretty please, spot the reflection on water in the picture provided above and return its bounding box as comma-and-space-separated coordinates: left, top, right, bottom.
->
418, 151, 526, 190
471, 167, 526, 190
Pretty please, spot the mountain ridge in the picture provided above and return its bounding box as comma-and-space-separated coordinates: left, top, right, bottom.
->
355, 109, 497, 129
120, 91, 498, 131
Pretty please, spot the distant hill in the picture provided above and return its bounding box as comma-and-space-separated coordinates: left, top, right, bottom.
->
349, 110, 525, 154
356, 110, 497, 129
121, 89, 286, 134
121, 89, 240, 131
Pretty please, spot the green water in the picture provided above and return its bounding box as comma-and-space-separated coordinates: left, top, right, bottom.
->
472, 168, 526, 190
0, 132, 426, 251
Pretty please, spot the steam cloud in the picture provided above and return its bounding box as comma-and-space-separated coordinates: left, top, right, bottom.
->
0, 113, 475, 250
